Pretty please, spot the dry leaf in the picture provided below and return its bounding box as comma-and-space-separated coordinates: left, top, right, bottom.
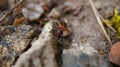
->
13, 17, 26, 26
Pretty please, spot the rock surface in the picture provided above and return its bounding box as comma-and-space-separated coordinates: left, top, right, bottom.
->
0, 25, 35, 67
62, 42, 109, 67
13, 22, 58, 67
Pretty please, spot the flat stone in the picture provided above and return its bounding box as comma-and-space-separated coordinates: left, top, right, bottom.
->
0, 25, 35, 67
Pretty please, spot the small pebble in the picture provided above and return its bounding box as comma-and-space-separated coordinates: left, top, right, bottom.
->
109, 42, 120, 65
48, 8, 61, 18
22, 2, 44, 21
2, 47, 8, 54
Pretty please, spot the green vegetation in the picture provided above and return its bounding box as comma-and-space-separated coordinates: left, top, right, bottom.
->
106, 9, 120, 38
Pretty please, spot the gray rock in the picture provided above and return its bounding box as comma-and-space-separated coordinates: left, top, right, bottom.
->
0, 25, 35, 67
62, 42, 109, 67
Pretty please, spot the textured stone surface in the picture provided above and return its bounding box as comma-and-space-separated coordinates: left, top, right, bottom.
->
62, 42, 109, 67
0, 25, 35, 67
13, 22, 58, 67
109, 42, 120, 65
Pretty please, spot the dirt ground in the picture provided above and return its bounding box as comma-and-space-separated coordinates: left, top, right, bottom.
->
0, 0, 120, 67
62, 0, 119, 60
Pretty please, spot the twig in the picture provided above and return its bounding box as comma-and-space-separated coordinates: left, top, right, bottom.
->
0, 0, 25, 22
0, 25, 14, 28
99, 15, 117, 33
89, 0, 112, 46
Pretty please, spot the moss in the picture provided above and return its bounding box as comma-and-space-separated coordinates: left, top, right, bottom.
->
106, 9, 120, 38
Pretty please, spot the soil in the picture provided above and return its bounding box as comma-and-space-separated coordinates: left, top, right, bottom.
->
0, 0, 120, 67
